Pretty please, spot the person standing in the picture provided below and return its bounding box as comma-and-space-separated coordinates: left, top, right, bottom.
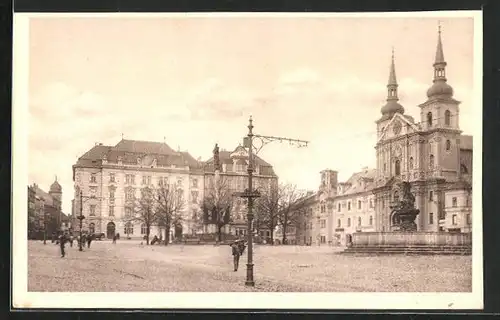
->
230, 240, 244, 272
112, 234, 117, 244
59, 233, 66, 258
87, 233, 93, 248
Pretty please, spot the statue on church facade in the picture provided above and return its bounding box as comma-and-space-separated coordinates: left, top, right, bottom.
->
390, 181, 420, 232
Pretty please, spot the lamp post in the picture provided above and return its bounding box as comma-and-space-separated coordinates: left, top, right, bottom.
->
236, 116, 309, 286
76, 190, 104, 251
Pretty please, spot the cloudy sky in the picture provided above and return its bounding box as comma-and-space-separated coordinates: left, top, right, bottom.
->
26, 14, 476, 214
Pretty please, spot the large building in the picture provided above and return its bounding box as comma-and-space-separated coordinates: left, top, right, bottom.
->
72, 140, 278, 240
294, 27, 473, 246
72, 139, 205, 240
203, 144, 279, 237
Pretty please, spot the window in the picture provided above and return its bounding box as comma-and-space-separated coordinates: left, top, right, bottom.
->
452, 214, 457, 225
429, 191, 433, 202
89, 223, 95, 234
429, 154, 434, 169
466, 214, 471, 225
369, 216, 373, 226
348, 202, 351, 211
191, 191, 198, 204
445, 110, 451, 126
141, 223, 147, 235
358, 200, 362, 210
192, 179, 198, 188
109, 206, 114, 217
320, 235, 326, 244
446, 140, 451, 151
337, 203, 341, 212
90, 173, 97, 183
409, 157, 414, 170
89, 186, 97, 198
125, 207, 133, 219
126, 174, 135, 184
395, 159, 401, 176
429, 212, 434, 224
427, 112, 433, 126
320, 219, 326, 228
383, 163, 387, 172
358, 217, 361, 226
109, 173, 115, 183
142, 175, 151, 185
347, 218, 351, 227
382, 199, 385, 209
89, 204, 96, 216
452, 197, 458, 207
126, 188, 135, 201
337, 219, 341, 228
369, 199, 374, 208
124, 222, 133, 235
394, 191, 399, 202
460, 164, 468, 174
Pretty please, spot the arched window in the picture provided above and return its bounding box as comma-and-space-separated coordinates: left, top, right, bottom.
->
347, 218, 351, 227
395, 159, 401, 176
446, 139, 451, 151
141, 223, 147, 235
429, 154, 435, 168
337, 219, 341, 228
427, 112, 433, 126
409, 157, 414, 169
358, 217, 362, 226
347, 202, 351, 211
124, 222, 133, 235
460, 164, 468, 174
369, 216, 373, 226
444, 110, 451, 126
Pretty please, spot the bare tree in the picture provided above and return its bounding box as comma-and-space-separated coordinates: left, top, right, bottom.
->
124, 186, 158, 245
277, 184, 305, 244
202, 174, 233, 243
155, 184, 186, 245
255, 183, 280, 245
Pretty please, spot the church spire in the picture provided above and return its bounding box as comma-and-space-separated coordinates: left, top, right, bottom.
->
387, 47, 398, 100
426, 22, 453, 99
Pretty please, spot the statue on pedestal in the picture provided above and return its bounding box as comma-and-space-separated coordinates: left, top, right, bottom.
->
390, 181, 420, 232
213, 143, 221, 172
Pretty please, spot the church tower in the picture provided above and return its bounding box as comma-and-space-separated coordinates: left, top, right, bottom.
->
49, 176, 62, 206
417, 25, 462, 181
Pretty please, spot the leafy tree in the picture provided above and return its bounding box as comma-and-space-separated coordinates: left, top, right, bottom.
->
277, 184, 305, 244
255, 183, 280, 245
124, 186, 158, 245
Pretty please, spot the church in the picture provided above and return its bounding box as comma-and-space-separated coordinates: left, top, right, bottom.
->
295, 26, 473, 246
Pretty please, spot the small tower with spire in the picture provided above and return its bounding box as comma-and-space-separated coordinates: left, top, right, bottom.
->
419, 23, 460, 131
376, 48, 405, 136
49, 175, 63, 210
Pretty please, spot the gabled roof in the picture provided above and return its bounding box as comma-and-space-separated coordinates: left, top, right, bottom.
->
338, 168, 377, 196
32, 185, 55, 207
378, 113, 420, 143
460, 135, 473, 150
204, 145, 275, 175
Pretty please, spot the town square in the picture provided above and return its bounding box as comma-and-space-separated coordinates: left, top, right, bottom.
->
18, 12, 480, 305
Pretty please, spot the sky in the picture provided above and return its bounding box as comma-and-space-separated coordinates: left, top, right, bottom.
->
26, 15, 476, 214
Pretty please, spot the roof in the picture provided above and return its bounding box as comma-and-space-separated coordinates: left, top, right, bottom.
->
75, 139, 202, 170
460, 135, 473, 150
204, 146, 276, 175
338, 168, 377, 196
32, 185, 55, 207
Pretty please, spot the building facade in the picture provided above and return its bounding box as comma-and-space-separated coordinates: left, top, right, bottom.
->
72, 139, 205, 240
295, 27, 473, 247
203, 144, 278, 236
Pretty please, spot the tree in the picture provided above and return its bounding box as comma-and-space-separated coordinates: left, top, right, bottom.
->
202, 174, 233, 243
277, 184, 305, 244
155, 184, 186, 245
125, 186, 158, 245
255, 183, 280, 245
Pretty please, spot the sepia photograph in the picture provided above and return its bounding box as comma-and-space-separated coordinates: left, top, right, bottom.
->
12, 11, 483, 309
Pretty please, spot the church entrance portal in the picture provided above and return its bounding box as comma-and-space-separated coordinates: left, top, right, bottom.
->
106, 222, 116, 239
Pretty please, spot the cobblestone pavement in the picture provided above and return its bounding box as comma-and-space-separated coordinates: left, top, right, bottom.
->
28, 240, 472, 292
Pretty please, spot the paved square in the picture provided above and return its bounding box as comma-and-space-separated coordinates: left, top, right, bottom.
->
28, 240, 472, 292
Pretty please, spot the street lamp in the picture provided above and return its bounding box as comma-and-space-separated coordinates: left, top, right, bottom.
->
236, 116, 309, 286
77, 190, 104, 251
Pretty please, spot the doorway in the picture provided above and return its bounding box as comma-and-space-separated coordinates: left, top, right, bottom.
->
106, 222, 116, 239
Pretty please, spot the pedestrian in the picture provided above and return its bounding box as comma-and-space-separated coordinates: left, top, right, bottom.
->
59, 234, 66, 258
112, 234, 117, 244
69, 234, 74, 247
230, 240, 244, 272
87, 233, 93, 248
81, 234, 87, 248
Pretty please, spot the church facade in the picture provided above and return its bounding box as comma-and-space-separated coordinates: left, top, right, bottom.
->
294, 27, 473, 246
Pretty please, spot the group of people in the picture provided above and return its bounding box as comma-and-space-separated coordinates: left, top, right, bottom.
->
55, 231, 96, 258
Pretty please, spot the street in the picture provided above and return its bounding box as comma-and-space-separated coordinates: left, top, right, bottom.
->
28, 240, 472, 292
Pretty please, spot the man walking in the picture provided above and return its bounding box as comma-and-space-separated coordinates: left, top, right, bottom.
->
230, 240, 247, 272
59, 233, 66, 258
87, 233, 93, 248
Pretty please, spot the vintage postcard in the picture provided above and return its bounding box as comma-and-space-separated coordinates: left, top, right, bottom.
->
12, 11, 483, 310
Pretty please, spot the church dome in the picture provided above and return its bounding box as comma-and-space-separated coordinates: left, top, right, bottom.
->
426, 80, 454, 99
50, 180, 62, 193
381, 100, 405, 116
